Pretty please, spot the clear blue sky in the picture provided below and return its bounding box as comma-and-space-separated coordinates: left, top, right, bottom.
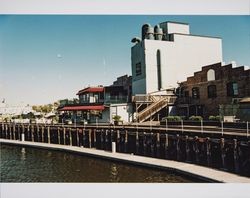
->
0, 15, 249, 105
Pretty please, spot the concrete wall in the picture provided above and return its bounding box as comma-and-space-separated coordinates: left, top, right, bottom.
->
160, 22, 190, 34
131, 28, 222, 95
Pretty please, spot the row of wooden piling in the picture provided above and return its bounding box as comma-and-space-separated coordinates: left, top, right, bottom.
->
0, 123, 249, 175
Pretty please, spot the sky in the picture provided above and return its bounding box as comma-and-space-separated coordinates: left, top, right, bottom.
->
0, 15, 249, 105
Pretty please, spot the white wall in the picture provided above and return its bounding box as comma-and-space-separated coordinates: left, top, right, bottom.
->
89, 103, 133, 123
110, 103, 133, 123
160, 22, 190, 34
132, 32, 222, 95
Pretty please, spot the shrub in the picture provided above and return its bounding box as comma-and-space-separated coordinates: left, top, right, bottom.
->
113, 115, 121, 121
189, 116, 203, 121
209, 115, 221, 121
165, 116, 182, 122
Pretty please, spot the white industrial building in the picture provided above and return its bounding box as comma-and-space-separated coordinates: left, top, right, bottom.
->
131, 21, 223, 95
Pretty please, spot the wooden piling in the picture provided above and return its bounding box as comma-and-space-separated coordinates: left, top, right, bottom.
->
31, 125, 34, 142
194, 136, 199, 163
136, 131, 139, 154
83, 130, 86, 147
76, 128, 79, 147
165, 134, 169, 159
206, 137, 211, 166
58, 127, 61, 145
41, 126, 44, 143
69, 128, 72, 146
105, 130, 109, 150
63, 128, 66, 145
1, 123, 4, 137
36, 125, 40, 142
156, 133, 160, 158
47, 126, 50, 144
5, 124, 8, 139
17, 124, 20, 140
185, 135, 190, 162
116, 130, 120, 152
124, 130, 128, 153
13, 124, 16, 140
143, 132, 147, 156
176, 134, 181, 160
89, 129, 92, 148
150, 132, 154, 157
220, 138, 225, 168
93, 129, 96, 147
8, 123, 11, 139
27, 125, 30, 140
100, 129, 103, 149
233, 139, 239, 173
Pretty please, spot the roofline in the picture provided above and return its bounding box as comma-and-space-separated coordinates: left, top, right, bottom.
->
172, 33, 221, 39
160, 21, 189, 26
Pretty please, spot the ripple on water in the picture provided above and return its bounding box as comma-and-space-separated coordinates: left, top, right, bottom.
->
0, 144, 197, 183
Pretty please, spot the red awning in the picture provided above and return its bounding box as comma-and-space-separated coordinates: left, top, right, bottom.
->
77, 87, 104, 95
59, 105, 105, 111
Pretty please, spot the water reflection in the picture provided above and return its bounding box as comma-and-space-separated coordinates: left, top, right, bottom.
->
20, 148, 26, 161
110, 163, 119, 182
0, 144, 198, 183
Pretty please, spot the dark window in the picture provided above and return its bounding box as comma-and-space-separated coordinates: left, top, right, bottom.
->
227, 82, 239, 97
207, 85, 217, 98
192, 87, 200, 99
184, 91, 189, 97
135, 62, 142, 76
176, 87, 184, 97
157, 50, 162, 90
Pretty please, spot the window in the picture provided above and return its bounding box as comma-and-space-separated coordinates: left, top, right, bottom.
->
176, 87, 184, 97
156, 50, 162, 90
184, 91, 189, 97
207, 85, 217, 98
207, 69, 215, 81
157, 50, 162, 90
227, 82, 239, 97
135, 62, 142, 76
192, 87, 200, 99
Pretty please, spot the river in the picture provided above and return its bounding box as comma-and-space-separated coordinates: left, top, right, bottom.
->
0, 144, 200, 182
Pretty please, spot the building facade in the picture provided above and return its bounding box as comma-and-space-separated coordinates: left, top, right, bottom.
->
59, 75, 133, 124
131, 21, 222, 96
176, 62, 250, 120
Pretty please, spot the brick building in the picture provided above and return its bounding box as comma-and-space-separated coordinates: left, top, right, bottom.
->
176, 62, 250, 120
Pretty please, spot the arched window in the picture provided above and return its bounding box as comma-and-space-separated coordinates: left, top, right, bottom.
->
207, 85, 217, 98
157, 50, 162, 90
207, 69, 215, 81
192, 87, 200, 99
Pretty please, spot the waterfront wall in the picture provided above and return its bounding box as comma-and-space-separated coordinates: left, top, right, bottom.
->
0, 122, 249, 177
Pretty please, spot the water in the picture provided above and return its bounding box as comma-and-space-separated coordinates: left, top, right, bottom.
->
0, 144, 198, 182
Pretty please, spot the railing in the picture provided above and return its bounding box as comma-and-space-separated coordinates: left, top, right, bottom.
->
104, 96, 128, 104
137, 98, 169, 122
133, 94, 176, 104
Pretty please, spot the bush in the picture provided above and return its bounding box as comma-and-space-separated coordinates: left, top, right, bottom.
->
113, 115, 121, 121
189, 116, 203, 121
165, 116, 182, 122
209, 115, 221, 121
